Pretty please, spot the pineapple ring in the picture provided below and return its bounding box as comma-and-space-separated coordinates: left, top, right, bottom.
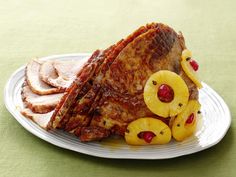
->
181, 49, 203, 88
172, 100, 201, 141
144, 70, 189, 118
125, 117, 171, 145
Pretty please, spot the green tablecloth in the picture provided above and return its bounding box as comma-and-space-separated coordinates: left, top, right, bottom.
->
1, 0, 235, 176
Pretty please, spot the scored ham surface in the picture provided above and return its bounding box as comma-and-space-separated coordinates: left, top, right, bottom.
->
47, 23, 198, 141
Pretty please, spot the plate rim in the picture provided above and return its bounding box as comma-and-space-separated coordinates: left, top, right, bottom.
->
4, 53, 232, 159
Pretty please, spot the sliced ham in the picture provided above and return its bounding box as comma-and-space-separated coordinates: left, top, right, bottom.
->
40, 59, 87, 89
39, 60, 58, 86
26, 59, 63, 95
54, 59, 87, 80
21, 82, 63, 113
22, 57, 88, 128
21, 108, 53, 129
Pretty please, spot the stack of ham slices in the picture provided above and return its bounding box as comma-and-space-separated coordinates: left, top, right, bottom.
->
21, 59, 87, 128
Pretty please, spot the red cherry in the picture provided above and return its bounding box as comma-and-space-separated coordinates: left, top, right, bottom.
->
186, 113, 194, 124
157, 84, 174, 103
190, 59, 199, 71
138, 131, 156, 143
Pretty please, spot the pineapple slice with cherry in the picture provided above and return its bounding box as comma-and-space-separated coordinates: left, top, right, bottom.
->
125, 117, 171, 145
144, 70, 189, 118
181, 49, 202, 88
171, 100, 201, 141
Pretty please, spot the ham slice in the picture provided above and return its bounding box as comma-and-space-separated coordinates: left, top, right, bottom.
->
21, 82, 63, 113
39, 60, 59, 87
21, 108, 53, 129
26, 59, 63, 95
39, 59, 87, 90
54, 59, 87, 82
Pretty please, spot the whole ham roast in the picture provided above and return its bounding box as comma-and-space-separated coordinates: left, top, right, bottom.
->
46, 23, 198, 141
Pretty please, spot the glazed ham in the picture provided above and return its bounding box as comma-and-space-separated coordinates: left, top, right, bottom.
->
47, 23, 198, 141
47, 24, 154, 130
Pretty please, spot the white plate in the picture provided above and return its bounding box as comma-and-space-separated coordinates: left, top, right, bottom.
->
4, 53, 231, 159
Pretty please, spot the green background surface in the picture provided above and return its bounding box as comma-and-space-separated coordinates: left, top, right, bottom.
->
1, 0, 235, 176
